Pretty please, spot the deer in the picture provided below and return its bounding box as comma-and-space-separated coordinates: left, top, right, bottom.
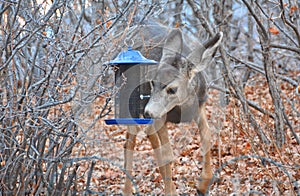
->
120, 22, 223, 195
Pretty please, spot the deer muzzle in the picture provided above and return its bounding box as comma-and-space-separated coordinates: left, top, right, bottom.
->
144, 101, 166, 119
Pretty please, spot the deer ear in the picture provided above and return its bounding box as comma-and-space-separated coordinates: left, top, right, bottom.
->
160, 29, 183, 66
188, 32, 223, 76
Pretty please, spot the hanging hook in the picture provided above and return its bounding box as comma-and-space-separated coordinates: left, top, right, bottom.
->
124, 38, 134, 50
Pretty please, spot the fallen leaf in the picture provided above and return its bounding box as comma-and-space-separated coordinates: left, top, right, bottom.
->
106, 21, 112, 28
290, 5, 298, 13
269, 27, 279, 35
96, 19, 102, 25
153, 175, 162, 183
58, 162, 63, 169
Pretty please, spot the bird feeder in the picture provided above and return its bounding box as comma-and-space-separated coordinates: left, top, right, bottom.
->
104, 46, 158, 125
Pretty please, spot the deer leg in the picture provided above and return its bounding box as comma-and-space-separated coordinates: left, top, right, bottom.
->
196, 106, 213, 195
157, 125, 177, 195
123, 126, 138, 195
147, 124, 176, 195
146, 128, 165, 184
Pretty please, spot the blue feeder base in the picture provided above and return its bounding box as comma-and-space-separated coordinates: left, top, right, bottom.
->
104, 118, 153, 125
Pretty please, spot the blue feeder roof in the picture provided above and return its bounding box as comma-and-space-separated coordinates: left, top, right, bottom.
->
105, 118, 153, 125
108, 46, 158, 65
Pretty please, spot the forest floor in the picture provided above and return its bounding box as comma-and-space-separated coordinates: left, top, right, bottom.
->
74, 71, 299, 195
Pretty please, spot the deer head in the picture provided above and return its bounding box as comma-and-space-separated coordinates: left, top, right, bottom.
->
144, 29, 223, 119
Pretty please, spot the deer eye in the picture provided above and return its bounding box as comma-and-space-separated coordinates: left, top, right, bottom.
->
166, 87, 177, 95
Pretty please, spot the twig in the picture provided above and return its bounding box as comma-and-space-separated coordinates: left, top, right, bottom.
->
186, 0, 214, 36
228, 53, 299, 87
84, 160, 96, 195
283, 110, 300, 144
279, 0, 300, 46
65, 163, 80, 195
270, 44, 300, 54
242, 0, 268, 40
209, 84, 275, 119
55, 163, 67, 195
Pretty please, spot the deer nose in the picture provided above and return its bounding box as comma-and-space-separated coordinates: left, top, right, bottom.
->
144, 110, 152, 118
